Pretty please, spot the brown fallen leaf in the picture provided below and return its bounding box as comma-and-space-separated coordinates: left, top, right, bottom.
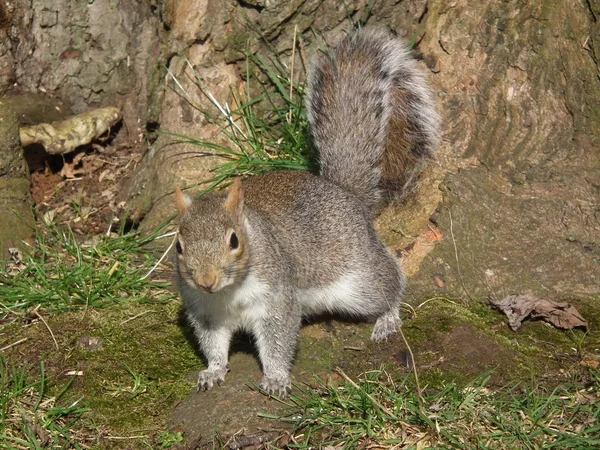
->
490, 294, 588, 331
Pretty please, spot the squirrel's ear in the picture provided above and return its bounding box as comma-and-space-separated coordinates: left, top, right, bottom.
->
224, 179, 244, 220
175, 186, 191, 214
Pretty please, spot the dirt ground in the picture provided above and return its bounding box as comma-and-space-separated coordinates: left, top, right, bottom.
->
27, 138, 146, 236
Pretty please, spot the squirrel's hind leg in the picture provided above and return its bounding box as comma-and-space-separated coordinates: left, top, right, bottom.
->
370, 256, 405, 342
371, 306, 402, 342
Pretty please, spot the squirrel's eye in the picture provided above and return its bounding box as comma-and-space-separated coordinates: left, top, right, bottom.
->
229, 232, 239, 250
176, 240, 183, 254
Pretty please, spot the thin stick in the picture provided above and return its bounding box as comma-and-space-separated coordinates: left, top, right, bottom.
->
153, 231, 177, 241
104, 435, 148, 441
119, 310, 154, 326
448, 209, 475, 301
335, 366, 397, 419
401, 302, 417, 317
398, 327, 425, 415
0, 301, 21, 315
140, 234, 176, 281
417, 296, 457, 309
183, 58, 246, 137
0, 337, 28, 352
34, 308, 59, 350
288, 25, 298, 124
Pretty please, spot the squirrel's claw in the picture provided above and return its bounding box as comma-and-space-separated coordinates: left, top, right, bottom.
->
197, 367, 228, 392
259, 376, 291, 398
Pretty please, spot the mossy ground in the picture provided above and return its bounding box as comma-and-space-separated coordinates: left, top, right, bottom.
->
2, 270, 598, 448
2, 300, 197, 448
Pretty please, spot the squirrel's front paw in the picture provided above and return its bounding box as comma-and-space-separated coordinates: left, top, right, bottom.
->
259, 376, 291, 398
196, 367, 228, 392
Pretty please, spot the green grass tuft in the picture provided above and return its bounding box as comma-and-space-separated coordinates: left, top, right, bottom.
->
163, 49, 312, 193
0, 356, 91, 449
0, 224, 175, 319
272, 367, 600, 449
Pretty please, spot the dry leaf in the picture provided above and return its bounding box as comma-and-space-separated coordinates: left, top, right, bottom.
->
490, 294, 588, 331
433, 275, 445, 288
6, 248, 27, 275
42, 209, 56, 226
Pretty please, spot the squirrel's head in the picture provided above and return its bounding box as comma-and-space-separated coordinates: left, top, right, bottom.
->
174, 180, 249, 294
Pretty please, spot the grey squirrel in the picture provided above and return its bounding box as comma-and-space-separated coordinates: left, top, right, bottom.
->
174, 27, 440, 397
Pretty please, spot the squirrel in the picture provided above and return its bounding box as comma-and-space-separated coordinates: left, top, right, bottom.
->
174, 27, 440, 397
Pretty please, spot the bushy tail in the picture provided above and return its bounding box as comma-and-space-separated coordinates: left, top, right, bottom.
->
306, 27, 440, 215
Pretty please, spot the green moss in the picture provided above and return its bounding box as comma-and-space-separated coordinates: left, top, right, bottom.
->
397, 296, 597, 389
2, 300, 198, 443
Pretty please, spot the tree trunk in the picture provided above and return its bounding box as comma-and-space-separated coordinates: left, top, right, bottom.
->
1, 0, 598, 299
407, 0, 600, 302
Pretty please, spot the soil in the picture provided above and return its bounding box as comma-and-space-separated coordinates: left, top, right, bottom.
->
26, 141, 146, 236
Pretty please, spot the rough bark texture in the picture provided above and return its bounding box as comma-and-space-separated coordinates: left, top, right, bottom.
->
406, 1, 600, 302
1, 0, 161, 139
0, 99, 35, 257
123, 0, 432, 228
126, 0, 599, 305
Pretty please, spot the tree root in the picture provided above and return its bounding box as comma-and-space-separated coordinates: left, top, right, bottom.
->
19, 106, 122, 155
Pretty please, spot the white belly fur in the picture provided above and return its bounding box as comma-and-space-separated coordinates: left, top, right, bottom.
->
184, 272, 374, 329
299, 272, 372, 317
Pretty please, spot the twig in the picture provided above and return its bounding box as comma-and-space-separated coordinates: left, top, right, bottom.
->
398, 327, 425, 415
183, 58, 246, 137
448, 209, 475, 301
287, 25, 298, 124
119, 310, 155, 326
104, 435, 148, 440
34, 307, 59, 350
153, 231, 177, 240
391, 227, 414, 238
228, 431, 280, 450
401, 301, 417, 317
335, 367, 397, 419
427, 222, 442, 240
417, 296, 457, 310
140, 234, 176, 281
0, 301, 22, 316
0, 337, 28, 352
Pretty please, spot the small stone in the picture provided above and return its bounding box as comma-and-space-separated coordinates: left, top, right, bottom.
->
78, 335, 104, 351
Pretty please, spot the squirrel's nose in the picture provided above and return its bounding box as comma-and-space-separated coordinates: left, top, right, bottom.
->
196, 271, 217, 292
